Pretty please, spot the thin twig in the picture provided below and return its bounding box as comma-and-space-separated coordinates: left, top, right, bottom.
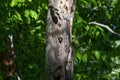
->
89, 21, 120, 36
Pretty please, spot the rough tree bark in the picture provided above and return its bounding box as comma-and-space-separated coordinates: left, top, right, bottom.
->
0, 35, 21, 80
46, 0, 76, 80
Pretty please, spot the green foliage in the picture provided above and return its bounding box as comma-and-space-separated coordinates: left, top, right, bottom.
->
0, 0, 120, 80
73, 0, 120, 80
0, 0, 47, 79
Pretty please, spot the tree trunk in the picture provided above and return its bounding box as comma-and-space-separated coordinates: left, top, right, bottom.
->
46, 0, 76, 80
0, 35, 21, 80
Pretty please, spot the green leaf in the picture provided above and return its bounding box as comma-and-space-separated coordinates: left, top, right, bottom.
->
96, 31, 100, 37
102, 55, 106, 61
73, 38, 78, 44
85, 26, 90, 31
81, 0, 88, 6
10, 0, 25, 7
24, 10, 30, 18
28, 0, 32, 2
42, 3, 48, 10
94, 51, 100, 60
25, 17, 31, 24
29, 64, 33, 69
77, 53, 82, 60
105, 9, 111, 19
10, 0, 16, 7
14, 11, 22, 20
30, 29, 35, 35
75, 74, 81, 80
91, 0, 96, 4
35, 25, 41, 30
82, 54, 87, 62
29, 10, 38, 20
96, 26, 103, 31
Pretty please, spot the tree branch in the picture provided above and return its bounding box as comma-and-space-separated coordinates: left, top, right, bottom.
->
89, 21, 120, 36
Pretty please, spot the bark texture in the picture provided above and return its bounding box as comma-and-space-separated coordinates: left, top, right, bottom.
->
0, 35, 20, 80
46, 0, 76, 80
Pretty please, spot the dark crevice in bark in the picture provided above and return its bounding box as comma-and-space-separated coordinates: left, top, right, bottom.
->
49, 5, 58, 24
